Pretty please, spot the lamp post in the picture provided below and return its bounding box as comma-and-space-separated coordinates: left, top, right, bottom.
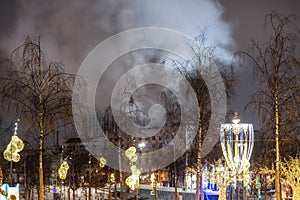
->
220, 112, 254, 200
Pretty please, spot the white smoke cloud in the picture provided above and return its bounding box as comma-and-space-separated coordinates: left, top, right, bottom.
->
1, 0, 234, 71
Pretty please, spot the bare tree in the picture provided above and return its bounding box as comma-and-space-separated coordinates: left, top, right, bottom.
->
0, 37, 76, 200
241, 11, 300, 200
165, 34, 234, 200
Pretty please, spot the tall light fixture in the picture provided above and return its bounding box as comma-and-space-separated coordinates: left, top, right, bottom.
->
220, 112, 254, 200
220, 112, 254, 175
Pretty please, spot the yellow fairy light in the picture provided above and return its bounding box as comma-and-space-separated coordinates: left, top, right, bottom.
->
61, 161, 69, 170
131, 165, 138, 172
11, 136, 24, 151
126, 174, 139, 190
128, 154, 138, 162
131, 166, 141, 176
12, 153, 20, 162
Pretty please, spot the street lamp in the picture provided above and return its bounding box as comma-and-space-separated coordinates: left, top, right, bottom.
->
220, 112, 254, 199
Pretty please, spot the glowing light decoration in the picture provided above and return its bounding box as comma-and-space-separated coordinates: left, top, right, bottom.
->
3, 120, 24, 162
109, 173, 115, 183
125, 146, 138, 163
99, 157, 106, 168
220, 112, 254, 175
150, 173, 156, 188
58, 161, 69, 180
125, 146, 140, 190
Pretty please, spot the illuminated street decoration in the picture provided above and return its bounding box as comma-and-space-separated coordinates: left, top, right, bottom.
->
211, 159, 234, 200
125, 146, 140, 190
220, 112, 254, 175
109, 173, 115, 183
150, 173, 156, 188
3, 120, 24, 162
125, 146, 138, 162
58, 161, 69, 180
99, 157, 106, 168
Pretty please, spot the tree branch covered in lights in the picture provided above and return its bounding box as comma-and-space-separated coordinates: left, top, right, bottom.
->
280, 157, 300, 199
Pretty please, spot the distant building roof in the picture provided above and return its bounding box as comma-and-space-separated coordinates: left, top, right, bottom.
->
65, 137, 82, 144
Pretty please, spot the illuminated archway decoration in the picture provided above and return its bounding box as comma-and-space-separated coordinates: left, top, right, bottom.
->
3, 120, 24, 162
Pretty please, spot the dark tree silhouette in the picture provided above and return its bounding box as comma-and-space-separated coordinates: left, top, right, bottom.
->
241, 12, 300, 200
0, 37, 76, 200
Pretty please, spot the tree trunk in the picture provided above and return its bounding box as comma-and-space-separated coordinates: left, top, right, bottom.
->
274, 78, 281, 200
174, 173, 179, 200
109, 184, 112, 200
114, 183, 117, 200
39, 108, 44, 200
195, 117, 203, 200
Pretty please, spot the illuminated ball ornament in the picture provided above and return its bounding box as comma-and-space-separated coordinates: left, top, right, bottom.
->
125, 146, 138, 162
126, 174, 139, 191
131, 165, 141, 176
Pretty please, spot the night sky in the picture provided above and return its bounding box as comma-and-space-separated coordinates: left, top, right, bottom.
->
0, 0, 300, 128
